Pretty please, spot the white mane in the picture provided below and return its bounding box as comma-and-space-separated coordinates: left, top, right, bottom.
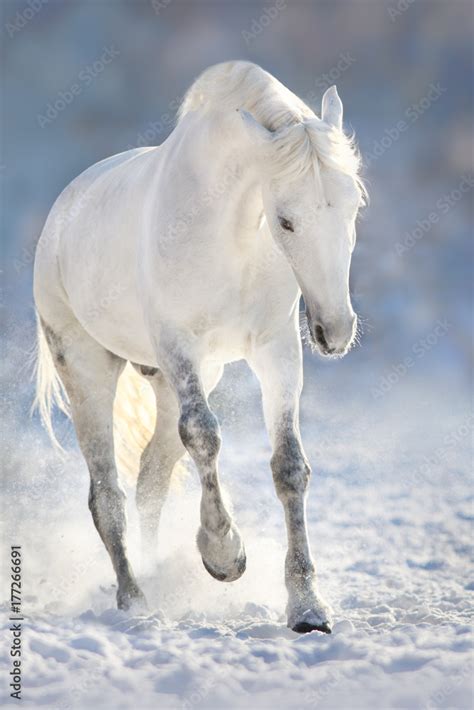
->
179, 60, 365, 195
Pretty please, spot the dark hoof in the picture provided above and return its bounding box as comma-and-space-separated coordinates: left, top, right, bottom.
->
202, 552, 246, 582
117, 585, 147, 612
292, 621, 332, 634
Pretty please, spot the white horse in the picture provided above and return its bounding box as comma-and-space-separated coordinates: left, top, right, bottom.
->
33, 61, 365, 633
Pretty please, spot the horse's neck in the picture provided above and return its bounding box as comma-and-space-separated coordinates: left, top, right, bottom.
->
188, 110, 266, 244
170, 111, 296, 297
225, 160, 264, 244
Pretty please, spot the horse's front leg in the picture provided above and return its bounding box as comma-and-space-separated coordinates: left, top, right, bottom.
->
250, 327, 333, 634
162, 348, 246, 582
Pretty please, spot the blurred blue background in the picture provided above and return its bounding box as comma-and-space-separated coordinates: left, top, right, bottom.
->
2, 0, 472, 462
2, 10, 473, 706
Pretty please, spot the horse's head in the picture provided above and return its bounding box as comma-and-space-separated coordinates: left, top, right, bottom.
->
240, 87, 365, 357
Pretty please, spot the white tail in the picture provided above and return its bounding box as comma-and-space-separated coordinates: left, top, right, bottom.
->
32, 311, 70, 452
33, 313, 156, 483
113, 362, 156, 482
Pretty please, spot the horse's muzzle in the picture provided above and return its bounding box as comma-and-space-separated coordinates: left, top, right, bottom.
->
308, 312, 356, 357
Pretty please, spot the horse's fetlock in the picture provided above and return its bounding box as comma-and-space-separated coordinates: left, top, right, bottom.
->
286, 551, 315, 580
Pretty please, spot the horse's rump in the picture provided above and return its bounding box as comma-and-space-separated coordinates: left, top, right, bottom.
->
34, 313, 157, 483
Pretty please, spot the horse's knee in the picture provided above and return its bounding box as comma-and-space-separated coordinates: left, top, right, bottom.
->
271, 434, 311, 500
178, 405, 221, 465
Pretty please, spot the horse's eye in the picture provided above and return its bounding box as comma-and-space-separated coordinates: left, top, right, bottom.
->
278, 217, 294, 232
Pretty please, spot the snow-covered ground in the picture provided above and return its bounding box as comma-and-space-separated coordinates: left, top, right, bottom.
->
1, 359, 472, 709
2, 2, 472, 706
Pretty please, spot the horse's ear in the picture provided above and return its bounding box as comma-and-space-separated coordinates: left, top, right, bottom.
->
238, 109, 273, 145
321, 85, 343, 130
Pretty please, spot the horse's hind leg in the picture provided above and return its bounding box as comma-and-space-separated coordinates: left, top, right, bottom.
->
135, 368, 185, 556
41, 316, 146, 611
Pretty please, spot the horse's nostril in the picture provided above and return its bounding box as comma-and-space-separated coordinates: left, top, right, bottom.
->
314, 324, 329, 350
313, 324, 338, 354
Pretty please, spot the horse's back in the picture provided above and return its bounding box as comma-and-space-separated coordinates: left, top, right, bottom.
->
34, 146, 160, 361
34, 145, 156, 277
